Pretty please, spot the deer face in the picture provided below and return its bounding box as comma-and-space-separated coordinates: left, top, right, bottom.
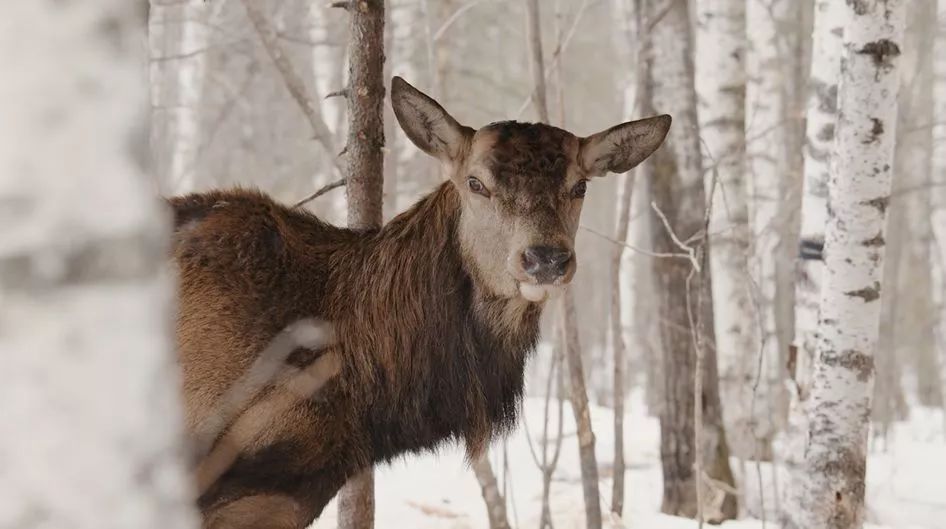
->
391, 77, 670, 303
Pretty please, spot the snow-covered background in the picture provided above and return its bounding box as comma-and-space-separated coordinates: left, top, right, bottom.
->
314, 391, 946, 529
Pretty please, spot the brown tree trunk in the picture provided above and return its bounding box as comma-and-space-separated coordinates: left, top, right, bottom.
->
561, 290, 604, 529
471, 453, 512, 529
524, 0, 602, 526
640, 0, 737, 522
337, 1, 385, 528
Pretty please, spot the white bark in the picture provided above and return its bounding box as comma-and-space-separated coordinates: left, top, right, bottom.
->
0, 3, 197, 529
744, 0, 793, 459
695, 0, 758, 461
149, 0, 209, 194
796, 1, 906, 528
780, 0, 845, 524
930, 0, 946, 433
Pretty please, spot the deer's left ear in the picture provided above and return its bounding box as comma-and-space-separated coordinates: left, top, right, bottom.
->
579, 115, 672, 176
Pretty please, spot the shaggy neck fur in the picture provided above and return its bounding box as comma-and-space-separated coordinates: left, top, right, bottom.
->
325, 182, 543, 462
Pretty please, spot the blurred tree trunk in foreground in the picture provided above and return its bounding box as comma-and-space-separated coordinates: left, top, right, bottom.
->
0, 2, 197, 528
640, 0, 737, 521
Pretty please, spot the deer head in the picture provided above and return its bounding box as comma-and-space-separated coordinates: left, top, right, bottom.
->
391, 76, 670, 303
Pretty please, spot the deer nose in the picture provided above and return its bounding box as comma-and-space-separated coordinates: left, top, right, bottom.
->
521, 246, 573, 284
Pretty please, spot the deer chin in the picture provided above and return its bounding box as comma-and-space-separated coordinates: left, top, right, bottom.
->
518, 282, 565, 303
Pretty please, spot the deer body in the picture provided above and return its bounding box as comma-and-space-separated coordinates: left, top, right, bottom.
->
173, 77, 670, 528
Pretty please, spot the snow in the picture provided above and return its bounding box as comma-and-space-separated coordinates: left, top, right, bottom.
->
313, 391, 945, 529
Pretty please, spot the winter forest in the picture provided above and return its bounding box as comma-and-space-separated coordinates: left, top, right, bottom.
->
2, 0, 946, 528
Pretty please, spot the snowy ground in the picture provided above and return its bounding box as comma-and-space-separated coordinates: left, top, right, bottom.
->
313, 392, 946, 529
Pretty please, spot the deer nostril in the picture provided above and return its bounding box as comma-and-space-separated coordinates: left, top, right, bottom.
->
521, 246, 573, 281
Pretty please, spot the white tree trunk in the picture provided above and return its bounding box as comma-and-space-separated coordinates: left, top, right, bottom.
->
930, 0, 946, 435
0, 3, 197, 529
744, 0, 794, 460
795, 1, 906, 527
149, 0, 209, 194
695, 0, 758, 462
780, 0, 845, 524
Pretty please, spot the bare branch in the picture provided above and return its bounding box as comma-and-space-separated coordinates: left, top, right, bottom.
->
292, 178, 347, 209
239, 0, 343, 177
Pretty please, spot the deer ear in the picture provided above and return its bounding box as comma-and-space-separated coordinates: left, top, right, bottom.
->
579, 115, 672, 176
391, 76, 473, 162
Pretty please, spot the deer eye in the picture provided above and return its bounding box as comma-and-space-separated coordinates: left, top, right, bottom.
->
467, 176, 490, 197
571, 180, 588, 199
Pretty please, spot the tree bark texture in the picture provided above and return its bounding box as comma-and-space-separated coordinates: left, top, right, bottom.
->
338, 1, 385, 528
781, 0, 844, 524
641, 0, 737, 521
794, 2, 906, 528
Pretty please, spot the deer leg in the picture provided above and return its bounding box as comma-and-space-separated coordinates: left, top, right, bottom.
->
202, 494, 314, 529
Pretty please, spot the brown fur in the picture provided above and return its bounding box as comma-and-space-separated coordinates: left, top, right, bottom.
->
172, 182, 543, 526
173, 77, 671, 528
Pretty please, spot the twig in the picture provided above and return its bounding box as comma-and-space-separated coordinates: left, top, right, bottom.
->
293, 178, 347, 209
240, 0, 344, 176
514, 0, 599, 118
649, 202, 701, 272
433, 0, 485, 42
580, 224, 692, 262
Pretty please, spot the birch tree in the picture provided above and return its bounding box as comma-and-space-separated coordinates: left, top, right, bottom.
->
781, 0, 844, 523
640, 0, 737, 521
930, 0, 946, 432
337, 2, 386, 527
0, 2, 197, 528
794, 1, 906, 527
694, 0, 758, 461
744, 0, 795, 460
149, 0, 209, 194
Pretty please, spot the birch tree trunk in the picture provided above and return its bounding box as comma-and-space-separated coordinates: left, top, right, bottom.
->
795, 2, 906, 527
745, 0, 794, 461
641, 0, 737, 521
337, 1, 385, 528
930, 0, 946, 437
148, 0, 209, 194
0, 3, 197, 528
694, 0, 758, 462
781, 1, 844, 524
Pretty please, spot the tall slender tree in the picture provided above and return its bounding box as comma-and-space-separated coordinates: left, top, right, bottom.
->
793, 1, 906, 527
336, 1, 386, 528
524, 1, 602, 527
781, 0, 844, 523
1, 2, 197, 527
694, 0, 757, 461
640, 0, 737, 521
148, 0, 209, 194
745, 0, 796, 460
930, 0, 946, 436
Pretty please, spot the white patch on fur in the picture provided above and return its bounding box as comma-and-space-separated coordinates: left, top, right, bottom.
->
518, 283, 565, 303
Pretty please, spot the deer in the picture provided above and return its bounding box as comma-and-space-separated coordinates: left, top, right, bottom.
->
170, 76, 670, 528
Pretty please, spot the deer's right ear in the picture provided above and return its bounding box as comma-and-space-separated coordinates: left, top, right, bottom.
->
391, 76, 473, 162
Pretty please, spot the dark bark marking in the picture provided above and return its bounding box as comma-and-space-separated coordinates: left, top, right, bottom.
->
844, 281, 880, 302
